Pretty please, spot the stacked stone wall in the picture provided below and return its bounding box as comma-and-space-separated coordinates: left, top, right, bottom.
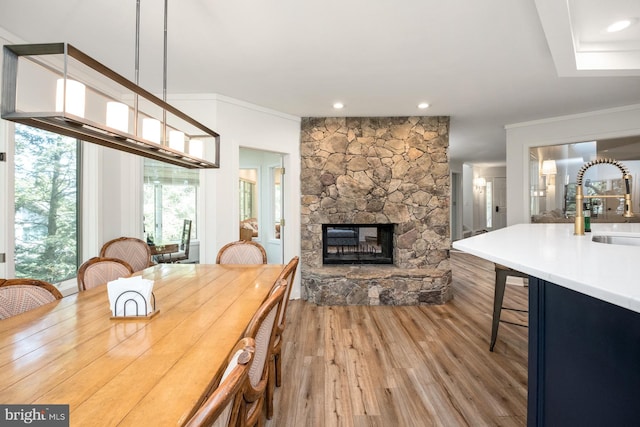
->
300, 116, 452, 305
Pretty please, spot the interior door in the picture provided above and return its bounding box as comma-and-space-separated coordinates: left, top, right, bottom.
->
493, 177, 507, 230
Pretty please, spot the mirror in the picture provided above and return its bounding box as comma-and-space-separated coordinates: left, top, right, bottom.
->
530, 135, 640, 223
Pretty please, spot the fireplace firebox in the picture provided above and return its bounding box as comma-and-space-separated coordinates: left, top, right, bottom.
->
322, 224, 394, 265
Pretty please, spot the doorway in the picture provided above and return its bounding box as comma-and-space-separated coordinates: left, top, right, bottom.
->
489, 177, 507, 230
239, 148, 284, 264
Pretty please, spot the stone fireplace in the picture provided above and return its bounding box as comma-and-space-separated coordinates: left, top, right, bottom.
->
300, 116, 452, 305
323, 224, 394, 265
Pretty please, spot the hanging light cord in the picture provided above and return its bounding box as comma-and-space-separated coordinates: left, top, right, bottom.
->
162, 0, 168, 144
134, 0, 169, 144
134, 0, 141, 135
163, 0, 168, 104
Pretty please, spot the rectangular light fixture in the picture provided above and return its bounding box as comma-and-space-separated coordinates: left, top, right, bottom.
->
1, 43, 220, 169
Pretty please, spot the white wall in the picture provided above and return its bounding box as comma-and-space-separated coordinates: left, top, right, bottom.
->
506, 104, 640, 225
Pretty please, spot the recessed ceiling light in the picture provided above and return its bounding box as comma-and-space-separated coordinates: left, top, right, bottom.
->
333, 102, 344, 109
418, 102, 430, 109
606, 19, 633, 33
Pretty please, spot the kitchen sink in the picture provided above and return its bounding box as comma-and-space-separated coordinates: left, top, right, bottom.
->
592, 234, 640, 247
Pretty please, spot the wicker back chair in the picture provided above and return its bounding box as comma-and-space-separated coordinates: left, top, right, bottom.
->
266, 256, 299, 418
240, 280, 286, 425
0, 279, 63, 320
216, 240, 267, 265
100, 236, 152, 272
184, 337, 256, 427
77, 257, 134, 292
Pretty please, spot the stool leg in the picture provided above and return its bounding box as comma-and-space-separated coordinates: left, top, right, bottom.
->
490, 268, 508, 352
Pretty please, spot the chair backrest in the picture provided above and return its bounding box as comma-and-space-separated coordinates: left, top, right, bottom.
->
100, 237, 152, 272
180, 219, 192, 258
77, 257, 134, 292
0, 279, 63, 320
244, 280, 286, 387
216, 241, 267, 265
184, 337, 255, 427
275, 256, 299, 333
237, 280, 285, 426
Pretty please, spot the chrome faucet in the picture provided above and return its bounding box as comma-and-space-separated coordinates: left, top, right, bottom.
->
574, 158, 634, 235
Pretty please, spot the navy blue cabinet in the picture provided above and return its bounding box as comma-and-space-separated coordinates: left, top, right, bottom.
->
528, 277, 640, 426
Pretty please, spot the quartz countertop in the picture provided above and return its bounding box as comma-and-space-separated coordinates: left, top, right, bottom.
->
452, 223, 640, 314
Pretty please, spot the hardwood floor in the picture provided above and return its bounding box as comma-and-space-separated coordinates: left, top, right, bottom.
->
266, 251, 528, 427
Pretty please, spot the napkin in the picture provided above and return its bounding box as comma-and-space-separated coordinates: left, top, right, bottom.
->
107, 276, 155, 317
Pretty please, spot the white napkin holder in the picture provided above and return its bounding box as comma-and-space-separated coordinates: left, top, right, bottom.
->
107, 276, 159, 319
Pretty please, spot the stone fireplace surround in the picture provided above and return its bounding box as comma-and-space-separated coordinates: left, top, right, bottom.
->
300, 116, 452, 305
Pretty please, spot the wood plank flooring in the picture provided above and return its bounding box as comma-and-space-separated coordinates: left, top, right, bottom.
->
266, 251, 528, 427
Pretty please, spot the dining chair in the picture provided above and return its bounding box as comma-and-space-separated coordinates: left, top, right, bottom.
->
0, 278, 63, 320
77, 257, 134, 292
216, 240, 267, 265
100, 236, 153, 272
266, 256, 299, 418
157, 219, 192, 264
240, 280, 287, 425
184, 337, 256, 427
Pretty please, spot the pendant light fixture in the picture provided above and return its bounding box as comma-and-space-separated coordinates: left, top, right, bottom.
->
1, 1, 220, 169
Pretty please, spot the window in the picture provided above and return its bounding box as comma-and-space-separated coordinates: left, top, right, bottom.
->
14, 124, 80, 284
143, 159, 198, 244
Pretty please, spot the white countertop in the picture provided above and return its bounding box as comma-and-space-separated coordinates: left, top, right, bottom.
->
452, 223, 640, 314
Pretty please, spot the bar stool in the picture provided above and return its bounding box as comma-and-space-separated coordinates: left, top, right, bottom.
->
490, 263, 528, 351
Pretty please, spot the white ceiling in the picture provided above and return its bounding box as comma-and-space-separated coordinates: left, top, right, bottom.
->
0, 0, 639, 165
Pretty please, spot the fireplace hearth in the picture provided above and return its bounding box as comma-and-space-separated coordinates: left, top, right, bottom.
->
322, 224, 394, 265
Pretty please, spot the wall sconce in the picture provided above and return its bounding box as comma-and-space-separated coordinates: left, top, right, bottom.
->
2, 43, 220, 169
541, 159, 557, 188
473, 177, 487, 192
541, 160, 557, 175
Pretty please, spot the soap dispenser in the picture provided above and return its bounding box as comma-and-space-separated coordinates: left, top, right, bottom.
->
583, 202, 591, 233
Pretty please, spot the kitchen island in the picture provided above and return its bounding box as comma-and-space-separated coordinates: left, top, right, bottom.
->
453, 223, 640, 427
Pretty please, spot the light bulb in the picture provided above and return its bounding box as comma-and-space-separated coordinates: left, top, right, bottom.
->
169, 130, 185, 152
189, 139, 203, 158
56, 79, 86, 117
142, 118, 161, 143
106, 102, 129, 132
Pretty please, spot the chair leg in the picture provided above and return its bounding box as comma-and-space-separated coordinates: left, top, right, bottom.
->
266, 355, 275, 419
274, 350, 282, 387
490, 268, 508, 352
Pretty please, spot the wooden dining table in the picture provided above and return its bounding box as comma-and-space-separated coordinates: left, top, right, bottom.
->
0, 263, 284, 426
